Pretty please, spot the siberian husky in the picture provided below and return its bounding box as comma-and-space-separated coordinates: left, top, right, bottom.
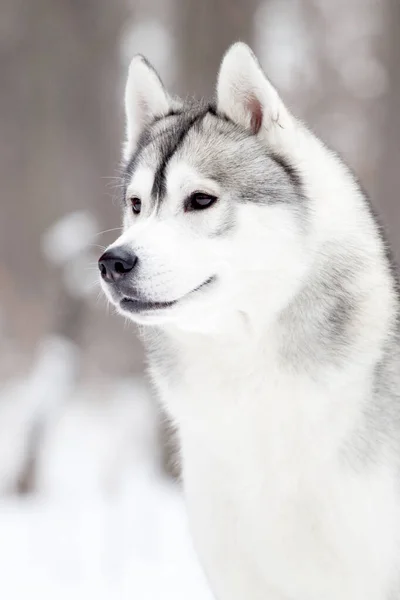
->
99, 43, 400, 599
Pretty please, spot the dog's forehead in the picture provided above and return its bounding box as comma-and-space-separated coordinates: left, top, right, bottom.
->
123, 104, 253, 202
125, 105, 208, 177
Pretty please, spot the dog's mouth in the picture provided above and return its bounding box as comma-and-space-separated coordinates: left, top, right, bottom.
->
119, 276, 216, 314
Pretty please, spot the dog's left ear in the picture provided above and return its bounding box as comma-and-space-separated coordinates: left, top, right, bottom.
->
123, 56, 172, 161
217, 43, 293, 142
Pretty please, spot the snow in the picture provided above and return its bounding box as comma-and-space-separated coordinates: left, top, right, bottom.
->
0, 336, 79, 493
0, 477, 213, 600
42, 211, 98, 266
0, 340, 213, 599
41, 211, 104, 298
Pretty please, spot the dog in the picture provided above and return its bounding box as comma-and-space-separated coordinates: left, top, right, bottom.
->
99, 42, 400, 599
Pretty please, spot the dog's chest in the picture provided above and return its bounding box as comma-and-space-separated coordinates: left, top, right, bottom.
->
151, 334, 397, 600
182, 431, 397, 600
179, 407, 396, 600
155, 329, 287, 422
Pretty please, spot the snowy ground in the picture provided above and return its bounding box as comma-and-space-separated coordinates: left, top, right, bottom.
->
0, 336, 213, 600
0, 476, 213, 600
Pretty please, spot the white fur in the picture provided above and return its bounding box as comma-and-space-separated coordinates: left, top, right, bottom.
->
217, 42, 292, 147
102, 43, 400, 599
123, 55, 171, 160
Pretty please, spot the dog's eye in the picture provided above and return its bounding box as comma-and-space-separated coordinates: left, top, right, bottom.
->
130, 197, 141, 215
185, 192, 217, 212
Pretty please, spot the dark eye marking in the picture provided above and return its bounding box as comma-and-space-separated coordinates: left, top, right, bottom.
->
185, 192, 218, 212
129, 197, 142, 215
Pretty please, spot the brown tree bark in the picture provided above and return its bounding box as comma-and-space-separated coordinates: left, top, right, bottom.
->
376, 0, 400, 263
0, 0, 145, 372
175, 0, 260, 98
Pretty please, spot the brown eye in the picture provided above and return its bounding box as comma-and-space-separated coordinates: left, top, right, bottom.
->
130, 197, 141, 215
185, 192, 217, 212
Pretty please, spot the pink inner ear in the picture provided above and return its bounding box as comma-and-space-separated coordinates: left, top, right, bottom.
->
248, 95, 263, 134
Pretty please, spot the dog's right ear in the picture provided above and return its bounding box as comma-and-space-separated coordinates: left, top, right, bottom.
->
123, 56, 171, 161
217, 43, 293, 147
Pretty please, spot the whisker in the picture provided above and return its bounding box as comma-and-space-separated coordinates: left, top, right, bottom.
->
94, 227, 123, 238
95, 290, 105, 306
105, 183, 125, 191
88, 279, 101, 289
88, 244, 106, 251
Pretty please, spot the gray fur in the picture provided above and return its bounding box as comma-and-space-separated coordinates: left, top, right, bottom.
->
343, 331, 400, 470
123, 101, 305, 217
278, 246, 364, 372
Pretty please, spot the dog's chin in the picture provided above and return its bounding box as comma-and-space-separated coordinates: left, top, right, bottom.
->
115, 276, 217, 327
117, 297, 180, 325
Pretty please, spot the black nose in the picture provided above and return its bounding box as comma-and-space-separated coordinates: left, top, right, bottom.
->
98, 247, 138, 283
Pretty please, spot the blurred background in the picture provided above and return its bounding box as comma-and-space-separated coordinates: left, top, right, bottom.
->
0, 0, 399, 597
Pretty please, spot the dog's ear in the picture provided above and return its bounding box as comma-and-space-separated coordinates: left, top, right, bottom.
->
123, 56, 171, 160
217, 43, 292, 142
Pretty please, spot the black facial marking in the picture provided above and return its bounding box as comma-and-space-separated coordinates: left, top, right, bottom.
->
122, 112, 185, 204
151, 107, 212, 202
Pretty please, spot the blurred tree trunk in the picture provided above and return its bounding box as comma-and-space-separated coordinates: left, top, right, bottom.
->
176, 0, 260, 98
377, 0, 400, 264
0, 0, 145, 492
0, 0, 145, 374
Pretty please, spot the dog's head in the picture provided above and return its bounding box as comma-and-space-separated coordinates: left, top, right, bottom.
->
99, 43, 309, 329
